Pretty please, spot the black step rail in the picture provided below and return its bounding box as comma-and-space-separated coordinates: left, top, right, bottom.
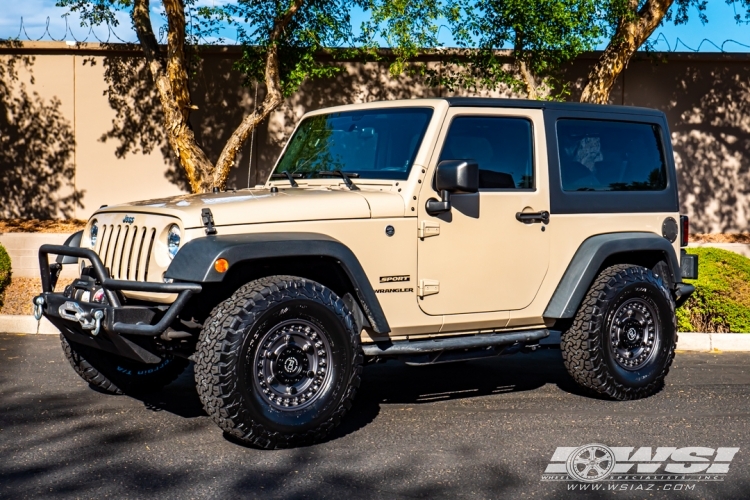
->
362, 329, 551, 357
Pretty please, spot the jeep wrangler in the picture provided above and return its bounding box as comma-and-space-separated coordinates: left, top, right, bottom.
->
35, 98, 698, 448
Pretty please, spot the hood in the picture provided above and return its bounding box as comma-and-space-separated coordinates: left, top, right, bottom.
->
98, 187, 405, 228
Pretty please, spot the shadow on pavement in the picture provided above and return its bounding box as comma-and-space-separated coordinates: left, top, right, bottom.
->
326, 349, 586, 443
4, 334, 750, 499
138, 348, 586, 447
72, 346, 592, 446
134, 364, 207, 419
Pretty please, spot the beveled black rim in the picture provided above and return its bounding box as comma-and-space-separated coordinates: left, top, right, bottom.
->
608, 297, 660, 370
251, 319, 333, 411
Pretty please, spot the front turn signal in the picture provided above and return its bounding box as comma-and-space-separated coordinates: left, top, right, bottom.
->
214, 258, 229, 273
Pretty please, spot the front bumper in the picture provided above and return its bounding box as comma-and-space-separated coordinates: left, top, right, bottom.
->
35, 244, 202, 363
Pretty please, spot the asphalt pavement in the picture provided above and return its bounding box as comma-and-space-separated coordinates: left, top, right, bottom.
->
1, 333, 750, 499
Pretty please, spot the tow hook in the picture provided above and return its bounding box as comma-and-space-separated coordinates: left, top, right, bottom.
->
58, 301, 105, 336
32, 295, 45, 321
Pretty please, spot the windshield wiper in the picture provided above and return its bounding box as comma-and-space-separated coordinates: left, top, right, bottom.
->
270, 171, 301, 187
317, 170, 360, 191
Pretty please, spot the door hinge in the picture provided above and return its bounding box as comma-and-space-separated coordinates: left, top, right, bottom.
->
418, 221, 440, 239
418, 279, 440, 297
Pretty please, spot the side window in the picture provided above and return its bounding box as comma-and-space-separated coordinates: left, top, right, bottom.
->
557, 119, 667, 192
438, 116, 534, 189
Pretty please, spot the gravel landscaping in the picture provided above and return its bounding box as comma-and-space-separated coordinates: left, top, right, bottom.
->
0, 277, 74, 315
691, 233, 750, 243
0, 219, 86, 234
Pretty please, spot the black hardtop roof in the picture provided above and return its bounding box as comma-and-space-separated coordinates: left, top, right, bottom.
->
444, 97, 664, 117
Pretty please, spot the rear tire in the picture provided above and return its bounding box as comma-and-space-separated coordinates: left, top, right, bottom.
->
61, 334, 188, 395
194, 275, 362, 449
560, 264, 676, 400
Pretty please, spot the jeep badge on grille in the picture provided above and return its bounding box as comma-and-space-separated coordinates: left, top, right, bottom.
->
122, 216, 135, 224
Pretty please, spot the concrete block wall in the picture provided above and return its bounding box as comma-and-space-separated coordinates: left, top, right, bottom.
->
0, 233, 79, 278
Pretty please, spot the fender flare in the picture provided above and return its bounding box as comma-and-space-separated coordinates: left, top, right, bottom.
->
58, 230, 83, 264
543, 232, 681, 320
165, 232, 390, 334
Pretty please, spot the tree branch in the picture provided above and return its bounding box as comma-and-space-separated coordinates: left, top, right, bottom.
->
580, 0, 674, 104
132, 0, 214, 192
132, 0, 161, 63
163, 0, 193, 118
213, 0, 306, 188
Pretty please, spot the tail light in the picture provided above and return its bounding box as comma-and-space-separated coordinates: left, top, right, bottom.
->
680, 215, 689, 247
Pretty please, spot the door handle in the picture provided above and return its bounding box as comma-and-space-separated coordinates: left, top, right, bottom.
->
515, 211, 550, 225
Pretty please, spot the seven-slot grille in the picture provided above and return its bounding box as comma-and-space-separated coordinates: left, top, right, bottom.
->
94, 224, 157, 281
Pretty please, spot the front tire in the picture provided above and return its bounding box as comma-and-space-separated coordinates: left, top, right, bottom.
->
194, 276, 362, 449
561, 264, 676, 400
60, 334, 188, 395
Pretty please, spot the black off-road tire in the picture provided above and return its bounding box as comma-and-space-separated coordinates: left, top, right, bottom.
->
560, 264, 676, 400
60, 334, 189, 395
194, 275, 362, 449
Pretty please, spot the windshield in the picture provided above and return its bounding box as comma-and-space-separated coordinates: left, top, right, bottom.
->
273, 108, 433, 181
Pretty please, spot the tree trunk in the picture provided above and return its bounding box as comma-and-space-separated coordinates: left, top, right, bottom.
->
517, 59, 538, 100
212, 0, 306, 189
212, 49, 283, 189
132, 0, 214, 193
131, 0, 305, 192
580, 0, 674, 104
514, 32, 538, 100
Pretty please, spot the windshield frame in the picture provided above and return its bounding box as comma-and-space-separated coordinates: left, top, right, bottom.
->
268, 105, 436, 184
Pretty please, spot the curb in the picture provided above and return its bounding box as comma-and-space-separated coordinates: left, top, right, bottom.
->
1, 315, 749, 352
536, 330, 750, 352
677, 331, 750, 352
0, 315, 59, 335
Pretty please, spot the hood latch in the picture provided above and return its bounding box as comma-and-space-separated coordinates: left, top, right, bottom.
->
201, 208, 217, 235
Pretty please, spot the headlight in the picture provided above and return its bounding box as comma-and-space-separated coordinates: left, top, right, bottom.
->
167, 224, 181, 259
89, 220, 98, 248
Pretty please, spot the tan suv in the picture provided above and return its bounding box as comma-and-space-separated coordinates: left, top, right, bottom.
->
36, 98, 698, 448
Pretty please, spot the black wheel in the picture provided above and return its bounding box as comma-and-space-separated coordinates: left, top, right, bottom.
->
560, 264, 676, 400
60, 334, 188, 395
194, 275, 362, 449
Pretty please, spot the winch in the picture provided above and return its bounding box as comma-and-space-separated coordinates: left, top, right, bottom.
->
63, 272, 108, 305
33, 267, 110, 336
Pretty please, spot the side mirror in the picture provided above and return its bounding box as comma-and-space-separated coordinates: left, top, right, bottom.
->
425, 160, 479, 215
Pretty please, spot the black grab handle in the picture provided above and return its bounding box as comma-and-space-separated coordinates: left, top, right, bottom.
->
515, 211, 550, 224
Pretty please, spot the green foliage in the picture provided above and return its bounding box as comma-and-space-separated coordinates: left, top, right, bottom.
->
55, 0, 133, 29
359, 0, 442, 77
57, 0, 426, 100
433, 0, 727, 99
443, 0, 604, 99
219, 0, 363, 97
676, 247, 750, 333
53, 0, 749, 101
0, 244, 11, 308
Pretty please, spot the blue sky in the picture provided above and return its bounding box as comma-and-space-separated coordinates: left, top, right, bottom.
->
1, 0, 749, 52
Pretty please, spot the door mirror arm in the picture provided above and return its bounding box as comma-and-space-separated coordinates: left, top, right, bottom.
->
426, 190, 452, 215
424, 160, 479, 216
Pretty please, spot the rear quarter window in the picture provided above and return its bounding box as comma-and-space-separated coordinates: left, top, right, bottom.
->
557, 119, 667, 192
